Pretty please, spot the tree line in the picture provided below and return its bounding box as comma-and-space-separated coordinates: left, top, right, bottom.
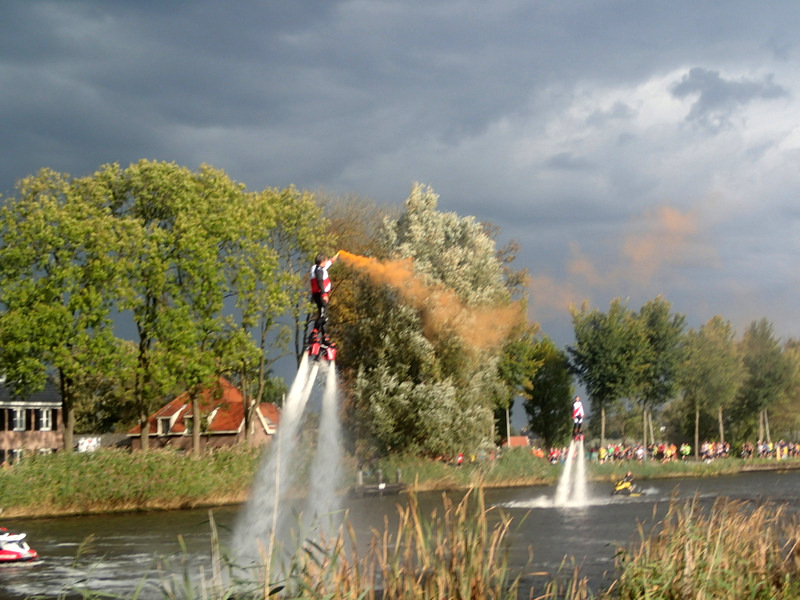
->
0, 161, 328, 452
565, 299, 800, 458
0, 163, 530, 458
1, 160, 796, 461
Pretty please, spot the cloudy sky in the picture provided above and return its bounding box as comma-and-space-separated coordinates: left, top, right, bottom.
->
3, 1, 800, 347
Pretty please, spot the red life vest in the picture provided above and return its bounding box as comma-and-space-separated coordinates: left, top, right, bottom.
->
310, 261, 333, 294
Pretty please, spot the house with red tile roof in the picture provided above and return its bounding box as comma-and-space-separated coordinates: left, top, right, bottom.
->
127, 377, 281, 451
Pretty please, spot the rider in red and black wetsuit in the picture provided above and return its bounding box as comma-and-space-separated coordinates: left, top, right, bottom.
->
572, 396, 585, 440
309, 251, 339, 340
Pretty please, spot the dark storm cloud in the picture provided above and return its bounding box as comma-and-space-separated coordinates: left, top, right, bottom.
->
672, 68, 788, 130
3, 1, 800, 344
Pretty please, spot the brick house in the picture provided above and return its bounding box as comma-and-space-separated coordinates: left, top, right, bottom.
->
127, 377, 281, 451
0, 381, 64, 463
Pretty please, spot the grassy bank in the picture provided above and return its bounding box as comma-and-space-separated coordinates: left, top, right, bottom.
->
0, 446, 263, 517
2, 445, 798, 518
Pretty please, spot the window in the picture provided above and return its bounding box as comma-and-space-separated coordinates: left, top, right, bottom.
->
40, 409, 52, 432
184, 416, 193, 434
157, 417, 171, 436
12, 408, 25, 432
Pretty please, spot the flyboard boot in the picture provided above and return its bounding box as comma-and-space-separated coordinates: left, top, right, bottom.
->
307, 315, 337, 362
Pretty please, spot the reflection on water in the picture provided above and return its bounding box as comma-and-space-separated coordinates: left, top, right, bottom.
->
1, 469, 800, 598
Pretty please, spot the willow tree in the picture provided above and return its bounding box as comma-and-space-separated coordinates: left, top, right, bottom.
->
0, 169, 126, 451
342, 183, 523, 457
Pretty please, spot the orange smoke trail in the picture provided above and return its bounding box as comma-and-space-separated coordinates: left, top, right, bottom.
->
338, 250, 523, 350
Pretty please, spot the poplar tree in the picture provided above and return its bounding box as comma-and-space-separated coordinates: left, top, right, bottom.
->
521, 336, 573, 448
732, 319, 792, 441
569, 299, 646, 447
680, 316, 743, 457
636, 297, 686, 451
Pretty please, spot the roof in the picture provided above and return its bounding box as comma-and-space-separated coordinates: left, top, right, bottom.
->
128, 377, 281, 436
0, 380, 61, 408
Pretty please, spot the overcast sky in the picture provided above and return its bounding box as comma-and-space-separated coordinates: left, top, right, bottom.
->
3, 1, 800, 348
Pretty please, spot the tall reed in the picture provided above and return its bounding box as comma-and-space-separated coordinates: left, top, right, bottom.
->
143, 487, 524, 600
606, 495, 800, 599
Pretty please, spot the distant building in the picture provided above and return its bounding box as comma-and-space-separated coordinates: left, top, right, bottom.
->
0, 381, 64, 463
127, 377, 281, 451
504, 435, 530, 448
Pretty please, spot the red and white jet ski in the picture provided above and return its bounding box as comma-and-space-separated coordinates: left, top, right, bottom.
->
0, 528, 39, 563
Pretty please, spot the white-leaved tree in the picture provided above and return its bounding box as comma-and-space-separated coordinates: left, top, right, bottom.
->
343, 183, 521, 458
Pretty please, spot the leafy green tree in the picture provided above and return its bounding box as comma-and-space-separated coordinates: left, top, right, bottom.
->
522, 336, 573, 448
635, 297, 686, 452
731, 319, 792, 441
108, 160, 254, 451
262, 187, 331, 364
680, 316, 743, 457
568, 298, 646, 447
775, 338, 800, 439
496, 326, 543, 445
157, 165, 251, 453
0, 169, 125, 450
342, 183, 521, 457
227, 185, 326, 439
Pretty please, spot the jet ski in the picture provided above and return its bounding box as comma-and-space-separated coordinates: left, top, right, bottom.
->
612, 479, 641, 497
307, 327, 337, 362
0, 528, 39, 563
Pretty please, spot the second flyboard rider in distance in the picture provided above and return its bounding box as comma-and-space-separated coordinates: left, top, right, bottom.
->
307, 251, 339, 360
572, 395, 585, 441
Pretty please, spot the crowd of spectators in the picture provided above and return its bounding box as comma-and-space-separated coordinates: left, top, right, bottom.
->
740, 440, 800, 459
545, 439, 800, 463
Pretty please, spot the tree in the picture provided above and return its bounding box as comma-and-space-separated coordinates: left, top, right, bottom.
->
157, 165, 250, 453
635, 297, 686, 452
228, 185, 326, 440
568, 299, 646, 447
776, 338, 800, 439
680, 316, 743, 458
109, 160, 255, 451
522, 336, 573, 448
732, 319, 792, 442
0, 169, 125, 451
496, 327, 543, 445
342, 183, 523, 457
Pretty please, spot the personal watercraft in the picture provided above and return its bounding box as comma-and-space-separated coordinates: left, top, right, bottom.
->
307, 327, 337, 362
0, 528, 39, 563
612, 479, 641, 497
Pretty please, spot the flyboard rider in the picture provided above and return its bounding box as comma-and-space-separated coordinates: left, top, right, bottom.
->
309, 251, 339, 340
572, 395, 585, 440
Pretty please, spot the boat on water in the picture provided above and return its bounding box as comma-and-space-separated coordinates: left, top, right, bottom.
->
0, 527, 39, 563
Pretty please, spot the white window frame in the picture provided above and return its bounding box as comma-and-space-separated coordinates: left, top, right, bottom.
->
158, 417, 171, 436
40, 408, 52, 432
12, 408, 25, 432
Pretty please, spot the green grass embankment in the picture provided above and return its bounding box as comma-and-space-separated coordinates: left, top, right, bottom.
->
2, 445, 798, 518
0, 446, 263, 517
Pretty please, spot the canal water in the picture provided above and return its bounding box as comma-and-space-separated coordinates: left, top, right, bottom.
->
2, 469, 800, 599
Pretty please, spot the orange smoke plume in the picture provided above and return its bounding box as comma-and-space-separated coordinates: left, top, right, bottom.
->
337, 250, 523, 350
